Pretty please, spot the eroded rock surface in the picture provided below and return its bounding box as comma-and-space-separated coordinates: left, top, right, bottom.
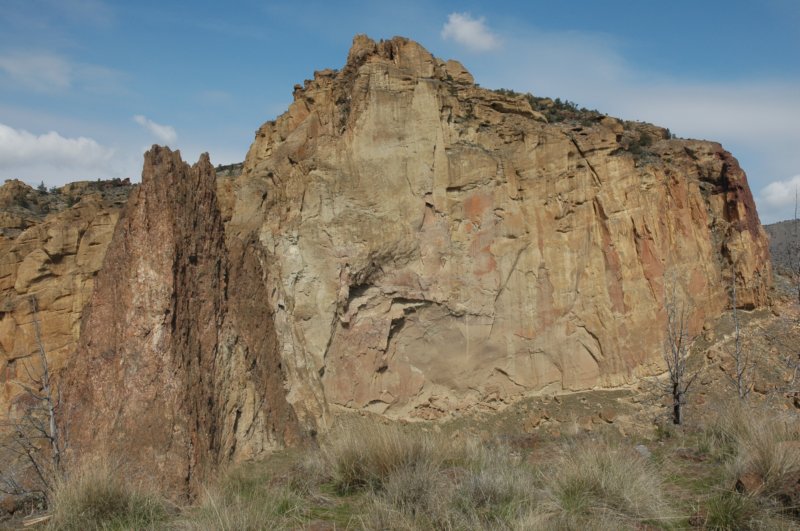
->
0, 179, 130, 414
0, 35, 774, 500
59, 147, 301, 497
234, 35, 771, 421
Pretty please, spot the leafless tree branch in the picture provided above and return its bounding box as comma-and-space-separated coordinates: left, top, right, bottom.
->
0, 295, 65, 506
663, 283, 699, 425
725, 272, 753, 399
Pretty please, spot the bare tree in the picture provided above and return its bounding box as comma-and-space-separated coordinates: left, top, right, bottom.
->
726, 272, 752, 399
0, 296, 64, 505
663, 286, 698, 425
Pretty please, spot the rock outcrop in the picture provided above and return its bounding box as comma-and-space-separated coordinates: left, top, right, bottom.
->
1, 35, 774, 500
58, 147, 301, 496
0, 179, 130, 414
235, 35, 771, 421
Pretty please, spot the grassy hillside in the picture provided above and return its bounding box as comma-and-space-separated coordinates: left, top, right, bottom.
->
765, 219, 800, 277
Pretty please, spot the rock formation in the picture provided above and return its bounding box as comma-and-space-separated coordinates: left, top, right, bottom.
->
235, 35, 771, 422
0, 35, 773, 499
0, 179, 130, 413
58, 147, 301, 496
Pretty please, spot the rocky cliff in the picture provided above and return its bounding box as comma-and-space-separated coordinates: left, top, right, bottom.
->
58, 147, 301, 495
0, 179, 130, 412
0, 35, 772, 498
234, 35, 771, 422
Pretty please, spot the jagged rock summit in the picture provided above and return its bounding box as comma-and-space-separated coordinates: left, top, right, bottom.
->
0, 35, 772, 498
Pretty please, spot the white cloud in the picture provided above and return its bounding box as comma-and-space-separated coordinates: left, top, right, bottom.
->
133, 115, 177, 144
760, 175, 800, 210
0, 51, 128, 94
0, 122, 115, 176
441, 13, 500, 52
0, 52, 72, 92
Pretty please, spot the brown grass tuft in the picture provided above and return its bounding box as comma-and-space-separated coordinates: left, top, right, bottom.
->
47, 460, 167, 531
528, 440, 675, 529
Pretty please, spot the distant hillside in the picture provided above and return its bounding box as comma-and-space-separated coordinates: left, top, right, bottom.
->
765, 219, 799, 275
214, 162, 244, 178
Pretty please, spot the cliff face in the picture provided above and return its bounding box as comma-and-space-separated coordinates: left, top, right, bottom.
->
58, 147, 301, 496
235, 35, 771, 421
0, 35, 773, 498
0, 180, 129, 414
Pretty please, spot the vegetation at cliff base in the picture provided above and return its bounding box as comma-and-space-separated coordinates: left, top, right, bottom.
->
28, 404, 800, 530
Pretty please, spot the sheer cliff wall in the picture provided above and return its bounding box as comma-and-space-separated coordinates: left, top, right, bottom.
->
0, 35, 771, 496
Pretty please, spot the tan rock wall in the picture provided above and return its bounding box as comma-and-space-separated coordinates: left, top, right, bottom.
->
0, 191, 123, 415
0, 36, 774, 499
235, 36, 771, 421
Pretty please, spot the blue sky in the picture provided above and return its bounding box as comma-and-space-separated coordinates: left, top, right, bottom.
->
1, 0, 798, 222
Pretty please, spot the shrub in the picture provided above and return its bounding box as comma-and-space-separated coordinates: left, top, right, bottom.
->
322, 419, 540, 529
698, 403, 800, 526
450, 454, 535, 528
704, 403, 800, 496
177, 486, 304, 531
362, 442, 538, 530
175, 466, 305, 531
530, 441, 675, 529
319, 419, 475, 494
704, 491, 761, 530
47, 460, 167, 531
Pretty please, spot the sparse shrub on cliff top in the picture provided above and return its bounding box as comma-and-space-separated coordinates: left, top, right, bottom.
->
489, 87, 602, 125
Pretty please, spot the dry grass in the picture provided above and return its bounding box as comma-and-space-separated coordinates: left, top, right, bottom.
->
318, 419, 478, 494
696, 401, 800, 528
705, 402, 800, 495
529, 440, 676, 529
173, 465, 306, 531
320, 420, 678, 530
316, 419, 540, 529
46, 460, 167, 531
38, 407, 800, 530
702, 490, 795, 530
361, 453, 538, 529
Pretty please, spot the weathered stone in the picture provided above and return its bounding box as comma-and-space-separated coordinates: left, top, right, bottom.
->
234, 35, 772, 421
599, 407, 617, 423
0, 182, 128, 412
736, 471, 764, 494
59, 147, 303, 498
634, 444, 651, 459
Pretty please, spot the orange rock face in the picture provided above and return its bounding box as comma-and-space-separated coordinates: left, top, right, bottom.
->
0, 35, 773, 497
0, 180, 129, 416
236, 35, 771, 421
